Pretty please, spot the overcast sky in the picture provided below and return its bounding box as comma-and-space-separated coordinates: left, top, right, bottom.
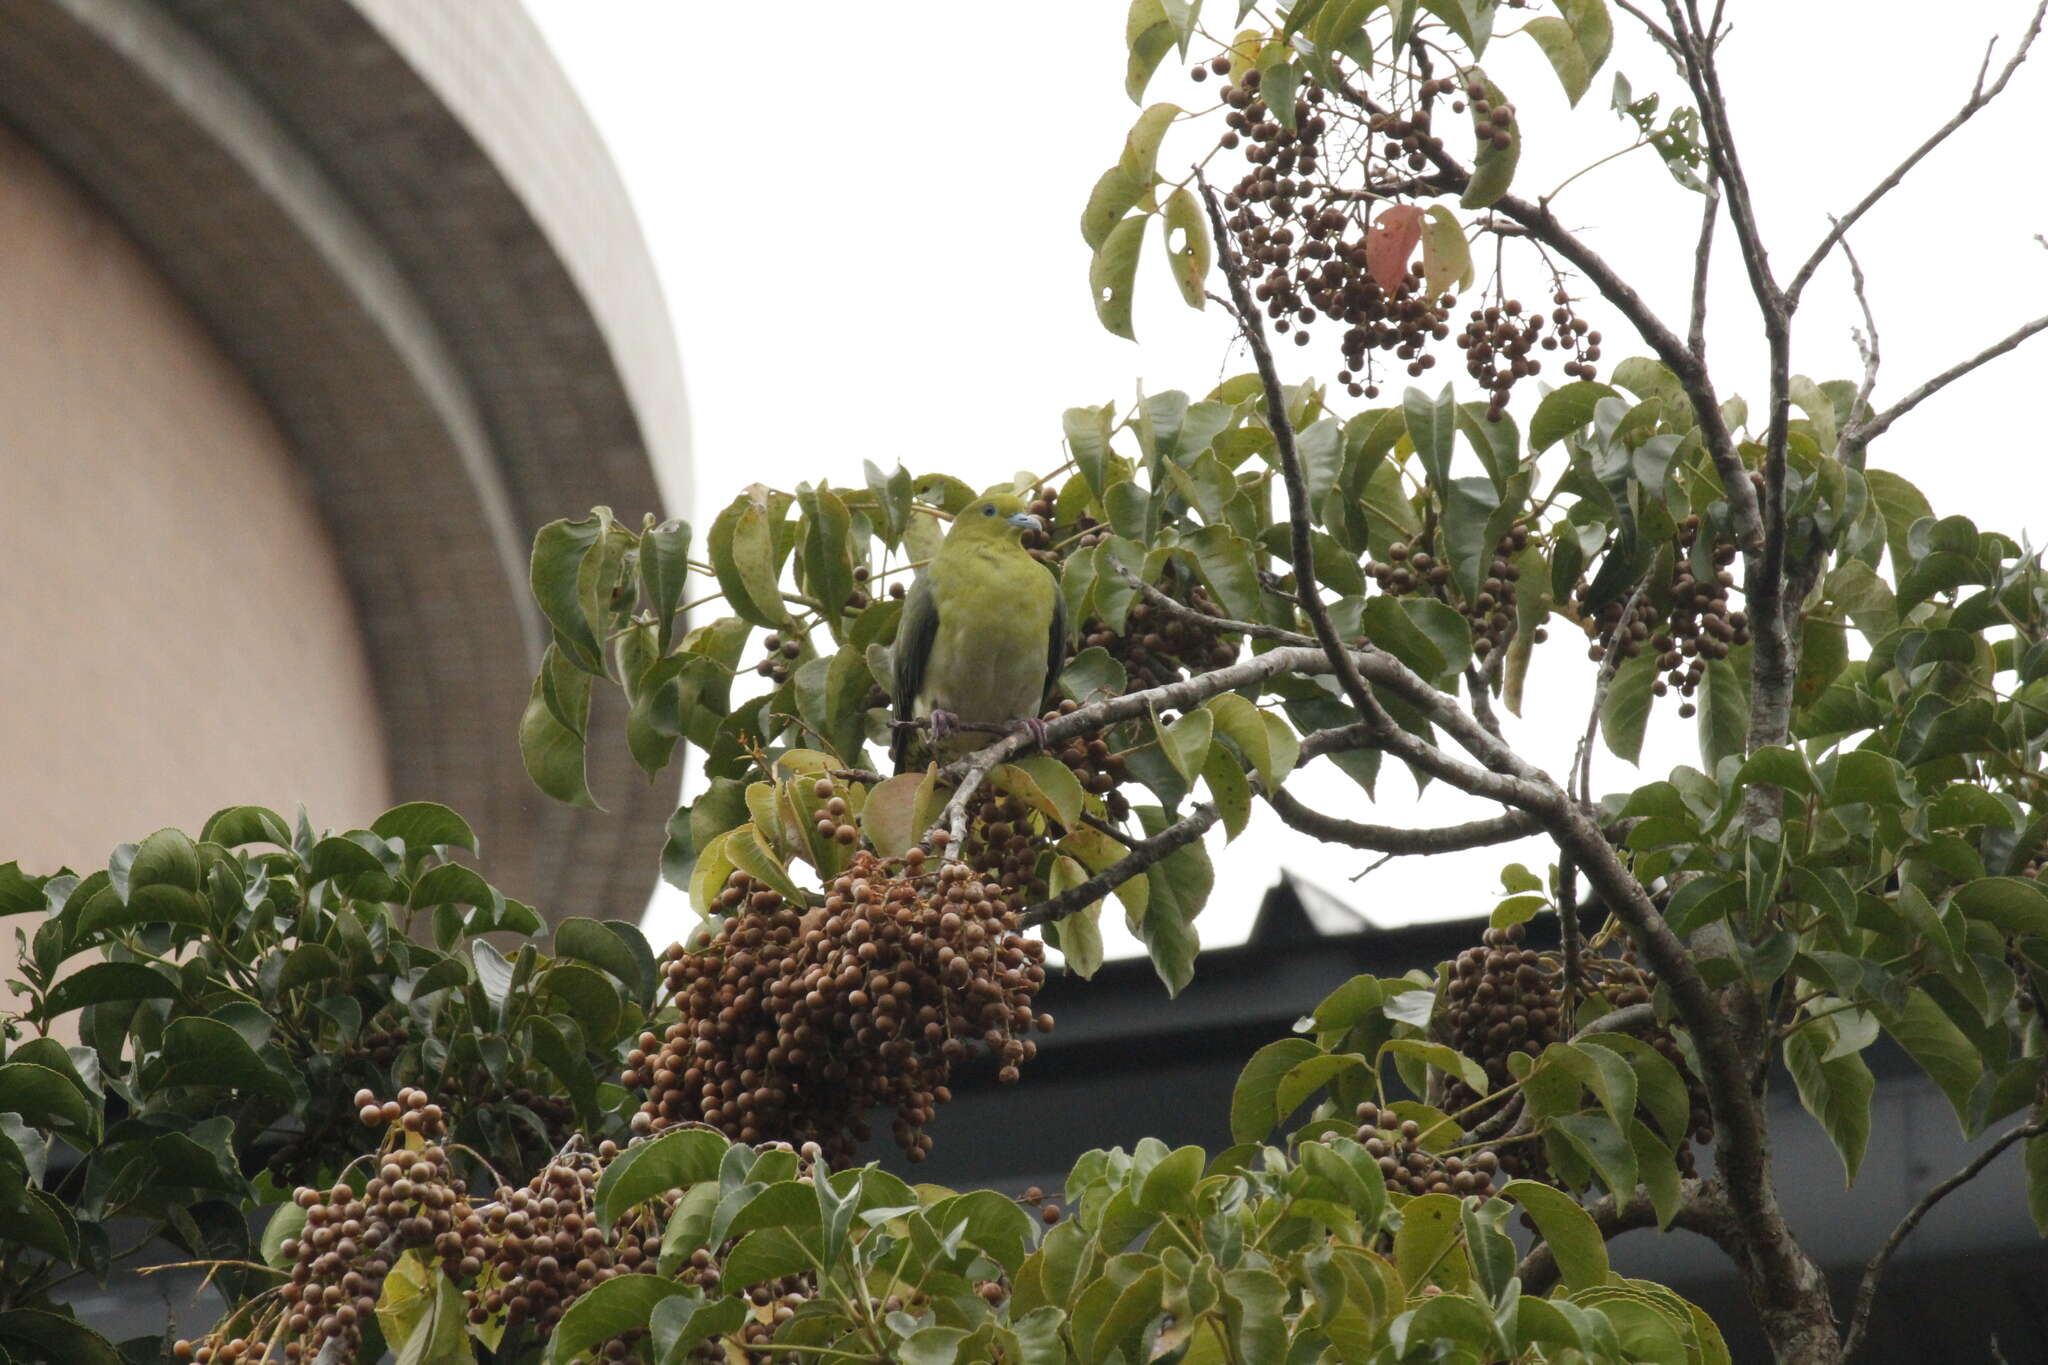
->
522, 1, 2048, 957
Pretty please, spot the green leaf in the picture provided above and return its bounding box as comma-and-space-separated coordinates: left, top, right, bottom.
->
1879, 989, 1983, 1127
1091, 213, 1147, 341
1161, 185, 1212, 308
520, 644, 597, 808
0, 1310, 122, 1365
1530, 381, 1620, 451
797, 483, 855, 629
1382, 1038, 1488, 1095
156, 1017, 291, 1101
199, 805, 292, 848
638, 517, 693, 653
594, 1127, 730, 1228
1696, 653, 1749, 772
991, 757, 1087, 832
1785, 1022, 1874, 1185
1230, 1038, 1320, 1143
1460, 70, 1521, 208
1955, 877, 2048, 936
2028, 1128, 2048, 1236
1125, 0, 1176, 102
530, 512, 611, 673
1135, 1144, 1205, 1216
1081, 166, 1149, 251
545, 1273, 688, 1365
1120, 101, 1180, 180
1865, 467, 1934, 572
1159, 708, 1215, 786
33, 962, 175, 1021
708, 491, 786, 630
1132, 804, 1209, 995
1202, 745, 1252, 840
1064, 404, 1117, 502
1599, 650, 1660, 763
651, 1294, 748, 1365
1045, 860, 1106, 979
721, 822, 807, 906
1551, 1112, 1638, 1197
1403, 383, 1457, 488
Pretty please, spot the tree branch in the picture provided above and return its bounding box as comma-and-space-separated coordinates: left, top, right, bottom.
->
1788, 0, 2048, 307
1838, 226, 1881, 463
1019, 803, 1219, 928
1196, 172, 1400, 743
1841, 1114, 2048, 1359
1264, 788, 1540, 853
1688, 179, 1721, 361
1848, 312, 2048, 450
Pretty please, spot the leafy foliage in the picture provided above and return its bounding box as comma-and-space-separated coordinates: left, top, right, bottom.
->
10, 0, 2048, 1361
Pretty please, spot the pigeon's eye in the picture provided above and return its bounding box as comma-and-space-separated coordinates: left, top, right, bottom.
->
982, 504, 996, 516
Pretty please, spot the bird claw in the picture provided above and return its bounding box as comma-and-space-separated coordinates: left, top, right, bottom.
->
1015, 715, 1049, 751
929, 709, 960, 744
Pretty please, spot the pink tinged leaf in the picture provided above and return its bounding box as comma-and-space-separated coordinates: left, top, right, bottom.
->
1365, 205, 1425, 294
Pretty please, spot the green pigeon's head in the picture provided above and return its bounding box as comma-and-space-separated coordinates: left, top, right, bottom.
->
947, 489, 1044, 545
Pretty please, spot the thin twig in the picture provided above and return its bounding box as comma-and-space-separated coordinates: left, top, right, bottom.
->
1265, 788, 1540, 853
1558, 852, 1584, 1020
1789, 0, 2048, 307
1841, 1114, 2048, 1358
1688, 180, 1721, 361
1195, 171, 1397, 740
1839, 225, 1882, 454
1019, 803, 1219, 927
1849, 312, 2048, 450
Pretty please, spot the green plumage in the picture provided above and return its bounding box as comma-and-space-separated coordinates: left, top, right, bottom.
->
890, 491, 1065, 772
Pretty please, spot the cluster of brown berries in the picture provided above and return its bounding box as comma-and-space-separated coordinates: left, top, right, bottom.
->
1210, 63, 1459, 396
1580, 515, 1747, 717
624, 850, 1051, 1165
1366, 528, 1539, 663
1045, 698, 1132, 824
1439, 923, 1563, 1180
1018, 1184, 1065, 1225
1456, 290, 1602, 418
1076, 580, 1240, 693
852, 563, 909, 606
472, 1145, 653, 1342
753, 631, 803, 683
960, 788, 1051, 910
1351, 1102, 1500, 1198
177, 1090, 461, 1364
808, 776, 860, 849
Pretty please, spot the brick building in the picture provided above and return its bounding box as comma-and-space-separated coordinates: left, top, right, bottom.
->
0, 0, 686, 928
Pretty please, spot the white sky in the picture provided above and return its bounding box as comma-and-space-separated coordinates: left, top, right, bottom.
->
523, 1, 2048, 958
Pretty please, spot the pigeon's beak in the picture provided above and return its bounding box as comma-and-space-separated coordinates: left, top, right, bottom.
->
1008, 512, 1045, 532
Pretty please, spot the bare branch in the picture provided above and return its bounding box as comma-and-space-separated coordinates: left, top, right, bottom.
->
1019, 802, 1219, 928
1465, 665, 1506, 739
1265, 788, 1540, 853
1688, 180, 1721, 361
1849, 312, 2048, 450
1842, 1114, 2048, 1358
1839, 226, 1882, 443
1613, 0, 1681, 58
1197, 172, 1399, 743
1789, 0, 2048, 307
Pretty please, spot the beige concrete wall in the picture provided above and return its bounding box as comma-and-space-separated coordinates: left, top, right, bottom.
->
0, 120, 391, 879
